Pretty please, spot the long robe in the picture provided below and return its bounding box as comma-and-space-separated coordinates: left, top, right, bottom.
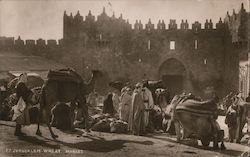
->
87, 92, 98, 107
12, 97, 30, 125
142, 87, 154, 127
112, 93, 120, 114
12, 82, 31, 125
225, 105, 237, 141
119, 92, 132, 122
245, 103, 250, 134
103, 95, 115, 116
128, 91, 145, 135
233, 97, 246, 142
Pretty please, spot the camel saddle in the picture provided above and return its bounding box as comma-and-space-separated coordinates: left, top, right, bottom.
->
47, 69, 83, 84
176, 99, 218, 116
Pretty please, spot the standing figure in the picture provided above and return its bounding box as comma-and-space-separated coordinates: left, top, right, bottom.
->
112, 91, 120, 114
234, 93, 245, 143
142, 81, 154, 132
245, 93, 250, 144
225, 104, 238, 142
246, 92, 250, 103
128, 83, 145, 135
103, 93, 115, 116
87, 92, 98, 107
245, 105, 250, 145
12, 73, 32, 136
119, 87, 132, 122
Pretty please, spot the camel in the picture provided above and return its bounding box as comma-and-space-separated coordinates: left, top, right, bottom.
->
154, 88, 175, 133
168, 94, 225, 150
35, 69, 102, 138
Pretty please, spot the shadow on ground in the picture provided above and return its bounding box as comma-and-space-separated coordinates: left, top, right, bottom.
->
55, 135, 154, 152
1, 121, 244, 156
17, 132, 154, 153
146, 134, 244, 157
18, 135, 61, 149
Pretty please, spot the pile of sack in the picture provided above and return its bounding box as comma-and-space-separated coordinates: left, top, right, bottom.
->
110, 120, 128, 133
74, 113, 128, 133
91, 117, 128, 133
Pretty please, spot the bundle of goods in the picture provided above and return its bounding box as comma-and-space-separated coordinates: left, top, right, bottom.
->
91, 118, 113, 132
110, 120, 128, 133
90, 113, 128, 133
47, 68, 82, 84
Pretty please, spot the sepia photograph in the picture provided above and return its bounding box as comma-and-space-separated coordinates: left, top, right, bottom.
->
0, 0, 249, 156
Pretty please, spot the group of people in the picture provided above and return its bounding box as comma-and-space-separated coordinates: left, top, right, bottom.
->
102, 81, 155, 136
225, 92, 250, 144
7, 72, 250, 145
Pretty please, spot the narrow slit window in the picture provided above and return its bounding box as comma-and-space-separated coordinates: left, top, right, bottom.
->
204, 58, 207, 65
148, 40, 151, 50
170, 41, 175, 50
195, 40, 198, 49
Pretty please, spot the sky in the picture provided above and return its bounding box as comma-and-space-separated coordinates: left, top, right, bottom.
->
0, 0, 249, 40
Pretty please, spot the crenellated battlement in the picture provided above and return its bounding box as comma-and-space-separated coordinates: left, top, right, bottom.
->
63, 8, 227, 32
0, 7, 230, 50
0, 37, 14, 47
1, 4, 244, 54
0, 36, 64, 48
13, 37, 61, 47
62, 9, 229, 47
224, 3, 249, 44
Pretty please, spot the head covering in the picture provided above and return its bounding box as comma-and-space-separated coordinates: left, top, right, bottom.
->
121, 87, 127, 93
135, 82, 143, 88
237, 92, 242, 98
126, 87, 132, 92
142, 80, 149, 88
16, 73, 28, 88
107, 92, 113, 99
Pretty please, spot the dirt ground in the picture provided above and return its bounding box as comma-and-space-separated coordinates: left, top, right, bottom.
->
0, 118, 249, 157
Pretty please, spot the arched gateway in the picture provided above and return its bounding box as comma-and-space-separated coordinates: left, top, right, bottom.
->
159, 58, 187, 96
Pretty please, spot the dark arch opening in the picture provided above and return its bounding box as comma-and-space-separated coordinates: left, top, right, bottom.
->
159, 58, 186, 96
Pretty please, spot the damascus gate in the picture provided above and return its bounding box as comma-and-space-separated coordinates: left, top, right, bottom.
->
60, 8, 239, 97
1, 5, 245, 98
